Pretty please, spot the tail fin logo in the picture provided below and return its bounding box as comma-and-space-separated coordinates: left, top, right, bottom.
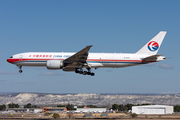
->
147, 41, 159, 51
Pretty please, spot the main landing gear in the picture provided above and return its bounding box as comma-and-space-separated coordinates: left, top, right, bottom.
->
18, 66, 23, 73
75, 68, 95, 76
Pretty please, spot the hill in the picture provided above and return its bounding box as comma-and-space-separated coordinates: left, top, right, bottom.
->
0, 93, 179, 105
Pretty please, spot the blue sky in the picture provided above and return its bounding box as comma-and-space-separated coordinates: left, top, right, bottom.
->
0, 0, 179, 94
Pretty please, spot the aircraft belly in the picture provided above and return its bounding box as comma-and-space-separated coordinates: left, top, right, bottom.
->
87, 63, 103, 68
63, 67, 75, 71
101, 63, 139, 68
14, 62, 46, 66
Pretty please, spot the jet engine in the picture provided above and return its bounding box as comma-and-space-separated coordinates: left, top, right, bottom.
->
46, 60, 64, 69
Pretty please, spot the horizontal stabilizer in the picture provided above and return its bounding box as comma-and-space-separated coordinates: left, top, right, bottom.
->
142, 54, 162, 61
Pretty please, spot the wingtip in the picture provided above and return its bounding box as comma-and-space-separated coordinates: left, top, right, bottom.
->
87, 45, 93, 47
160, 31, 167, 33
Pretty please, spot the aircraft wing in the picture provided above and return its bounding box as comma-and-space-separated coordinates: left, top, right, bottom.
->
64, 45, 93, 64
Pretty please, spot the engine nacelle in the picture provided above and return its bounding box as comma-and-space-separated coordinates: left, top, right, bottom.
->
46, 60, 64, 69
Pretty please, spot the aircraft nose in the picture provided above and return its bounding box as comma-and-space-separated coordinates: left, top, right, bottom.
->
7, 56, 14, 63
7, 58, 11, 63
7, 58, 13, 63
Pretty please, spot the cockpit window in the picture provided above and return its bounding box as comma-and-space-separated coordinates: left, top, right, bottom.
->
10, 56, 13, 58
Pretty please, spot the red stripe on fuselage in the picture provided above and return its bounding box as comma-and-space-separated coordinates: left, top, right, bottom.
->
7, 58, 157, 64
7, 58, 64, 63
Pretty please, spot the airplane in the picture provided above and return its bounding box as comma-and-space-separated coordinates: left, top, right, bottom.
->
7, 31, 167, 76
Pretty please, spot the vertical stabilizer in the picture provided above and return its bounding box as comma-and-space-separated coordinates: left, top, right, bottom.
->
135, 31, 167, 55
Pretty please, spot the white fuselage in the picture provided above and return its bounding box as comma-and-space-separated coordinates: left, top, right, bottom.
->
7, 52, 163, 69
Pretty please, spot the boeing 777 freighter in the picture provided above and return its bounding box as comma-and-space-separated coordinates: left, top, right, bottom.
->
7, 31, 167, 76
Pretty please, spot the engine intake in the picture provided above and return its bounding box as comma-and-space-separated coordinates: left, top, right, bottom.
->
46, 60, 64, 69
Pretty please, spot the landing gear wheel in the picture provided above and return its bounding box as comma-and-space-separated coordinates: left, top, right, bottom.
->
87, 72, 91, 75
75, 69, 79, 73
75, 67, 95, 76
79, 71, 83, 74
90, 73, 95, 76
85, 68, 95, 76
19, 70, 23, 73
83, 71, 87, 75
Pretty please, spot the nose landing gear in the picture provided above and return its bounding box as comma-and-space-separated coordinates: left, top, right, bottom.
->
18, 66, 23, 73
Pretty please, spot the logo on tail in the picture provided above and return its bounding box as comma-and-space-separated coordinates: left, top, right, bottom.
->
147, 41, 159, 51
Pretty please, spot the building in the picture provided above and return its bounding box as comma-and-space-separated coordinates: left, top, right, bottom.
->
132, 105, 173, 114
8, 108, 42, 113
42, 107, 67, 113
34, 108, 42, 113
76, 108, 106, 113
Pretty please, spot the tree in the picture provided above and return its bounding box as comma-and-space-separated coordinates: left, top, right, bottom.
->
32, 105, 39, 108
24, 103, 32, 108
174, 105, 180, 112
112, 104, 119, 110
87, 105, 98, 108
141, 103, 151, 106
118, 104, 124, 111
126, 104, 135, 111
52, 113, 60, 119
123, 105, 128, 112
131, 113, 138, 118
0, 104, 6, 110
57, 104, 65, 107
66, 103, 74, 110
8, 103, 19, 108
